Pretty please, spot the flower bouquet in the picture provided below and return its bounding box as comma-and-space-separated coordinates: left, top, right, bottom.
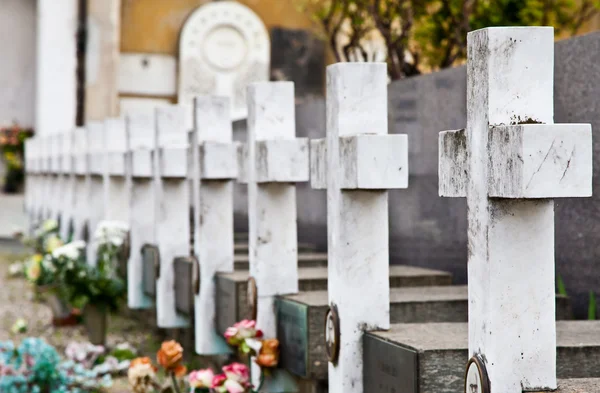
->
128, 341, 188, 393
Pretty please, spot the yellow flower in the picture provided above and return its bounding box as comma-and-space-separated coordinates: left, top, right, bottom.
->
32, 254, 43, 264
26, 254, 43, 282
44, 235, 64, 253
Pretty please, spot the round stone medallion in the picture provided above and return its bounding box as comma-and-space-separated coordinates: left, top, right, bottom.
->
203, 25, 248, 71
464, 354, 490, 393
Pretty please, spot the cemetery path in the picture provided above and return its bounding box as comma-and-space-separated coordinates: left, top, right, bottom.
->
0, 251, 157, 393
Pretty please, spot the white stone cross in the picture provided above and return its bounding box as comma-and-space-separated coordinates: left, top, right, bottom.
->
312, 63, 408, 393
438, 27, 592, 392
39, 134, 53, 221
126, 112, 155, 309
104, 118, 130, 222
191, 95, 239, 354
48, 133, 63, 222
24, 136, 41, 228
59, 130, 75, 241
72, 127, 91, 243
153, 105, 191, 328
86, 121, 107, 266
246, 82, 309, 340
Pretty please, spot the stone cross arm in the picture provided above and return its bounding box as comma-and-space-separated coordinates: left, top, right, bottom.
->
237, 138, 310, 184
310, 134, 409, 190
104, 118, 128, 177
155, 106, 189, 179
199, 141, 238, 180
439, 124, 592, 198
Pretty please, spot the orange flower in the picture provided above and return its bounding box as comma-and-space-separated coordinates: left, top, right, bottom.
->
130, 356, 157, 371
255, 339, 280, 368
157, 340, 184, 371
173, 364, 188, 377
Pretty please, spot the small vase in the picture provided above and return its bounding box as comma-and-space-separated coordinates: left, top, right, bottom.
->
84, 304, 107, 345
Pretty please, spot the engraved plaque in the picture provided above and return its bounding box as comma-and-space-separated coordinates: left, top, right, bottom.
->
216, 276, 239, 334
465, 355, 489, 393
118, 231, 130, 280
142, 244, 160, 297
363, 334, 418, 393
174, 256, 197, 316
276, 298, 309, 377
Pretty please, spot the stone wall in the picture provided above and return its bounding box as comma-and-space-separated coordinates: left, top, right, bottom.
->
231, 31, 600, 318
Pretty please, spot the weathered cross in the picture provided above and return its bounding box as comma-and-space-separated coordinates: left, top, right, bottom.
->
103, 118, 130, 222
439, 27, 592, 392
72, 126, 91, 243
86, 121, 107, 265
126, 112, 156, 310
311, 63, 408, 393
48, 133, 63, 222
190, 96, 239, 354
24, 136, 42, 226
246, 81, 309, 342
153, 105, 191, 328
58, 130, 75, 241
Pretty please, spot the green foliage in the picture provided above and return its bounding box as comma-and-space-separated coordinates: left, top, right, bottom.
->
299, 0, 600, 78
589, 291, 597, 320
557, 274, 568, 296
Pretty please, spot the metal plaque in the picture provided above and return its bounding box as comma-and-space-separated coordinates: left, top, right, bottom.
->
117, 231, 131, 280
247, 277, 258, 320
325, 304, 340, 364
142, 244, 160, 297
276, 298, 309, 378
216, 276, 238, 334
174, 256, 196, 316
465, 354, 490, 393
363, 334, 418, 393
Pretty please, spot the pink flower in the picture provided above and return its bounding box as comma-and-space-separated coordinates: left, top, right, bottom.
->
211, 373, 227, 388
188, 368, 214, 388
224, 320, 263, 346
224, 379, 246, 393
222, 363, 250, 385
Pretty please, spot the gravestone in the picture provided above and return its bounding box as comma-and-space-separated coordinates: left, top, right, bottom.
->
153, 105, 190, 328
59, 130, 75, 241
126, 112, 155, 309
190, 96, 238, 354
439, 27, 593, 392
48, 133, 62, 222
72, 127, 90, 243
246, 81, 309, 385
315, 63, 408, 393
24, 137, 37, 230
178, 1, 270, 121
173, 256, 199, 316
86, 121, 106, 266
39, 134, 52, 220
104, 118, 130, 221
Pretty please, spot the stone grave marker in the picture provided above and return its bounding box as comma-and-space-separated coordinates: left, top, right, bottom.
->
86, 121, 107, 266
48, 133, 63, 222
39, 134, 52, 221
362, 26, 599, 393
245, 81, 309, 383
190, 96, 238, 354
24, 137, 42, 226
104, 118, 130, 221
315, 62, 408, 393
178, 1, 270, 121
126, 112, 155, 309
153, 105, 190, 328
59, 130, 75, 241
72, 127, 91, 243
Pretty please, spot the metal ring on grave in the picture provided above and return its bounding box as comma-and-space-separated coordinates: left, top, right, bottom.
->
325, 303, 340, 364
247, 276, 258, 320
192, 256, 201, 295
464, 354, 490, 393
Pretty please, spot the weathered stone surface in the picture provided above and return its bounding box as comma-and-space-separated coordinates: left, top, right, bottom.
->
278, 287, 572, 380
233, 242, 318, 255
548, 379, 600, 393
364, 321, 600, 393
233, 252, 327, 270
216, 265, 451, 335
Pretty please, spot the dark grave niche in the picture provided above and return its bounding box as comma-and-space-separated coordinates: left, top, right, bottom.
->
117, 231, 131, 280
270, 27, 325, 97
174, 256, 199, 316
142, 244, 160, 298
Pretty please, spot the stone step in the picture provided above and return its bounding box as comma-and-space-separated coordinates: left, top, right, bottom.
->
233, 242, 319, 255
215, 265, 452, 338
276, 286, 572, 381
363, 321, 600, 393
233, 253, 328, 270
540, 379, 600, 393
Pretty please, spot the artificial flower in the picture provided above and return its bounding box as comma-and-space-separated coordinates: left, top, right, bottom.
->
128, 363, 157, 393
189, 368, 215, 388
255, 338, 280, 368
224, 379, 246, 393
222, 362, 250, 385
211, 373, 227, 388
224, 320, 263, 347
157, 340, 184, 371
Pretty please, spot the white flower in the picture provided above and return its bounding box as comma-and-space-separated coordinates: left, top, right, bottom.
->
8, 262, 24, 277
93, 220, 129, 247
52, 241, 86, 260
42, 219, 59, 232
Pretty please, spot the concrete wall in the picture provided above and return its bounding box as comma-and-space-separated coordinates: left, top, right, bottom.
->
232, 31, 600, 319
0, 0, 36, 128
